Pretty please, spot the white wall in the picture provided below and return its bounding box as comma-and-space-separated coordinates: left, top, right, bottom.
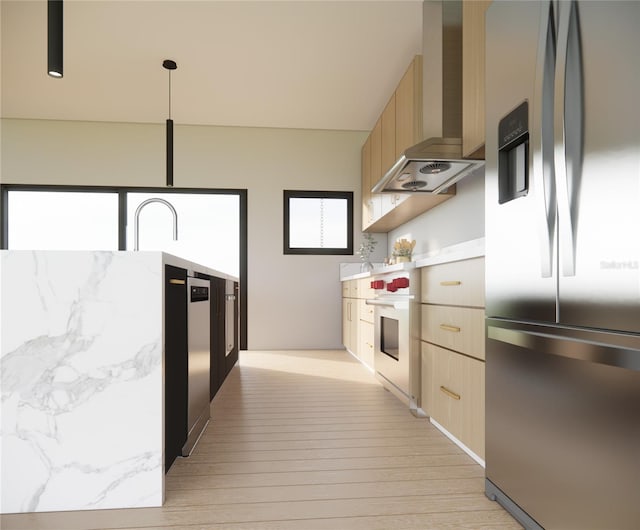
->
1, 118, 369, 350
387, 166, 485, 257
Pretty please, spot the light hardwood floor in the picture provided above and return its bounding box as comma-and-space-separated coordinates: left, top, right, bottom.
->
2, 350, 521, 529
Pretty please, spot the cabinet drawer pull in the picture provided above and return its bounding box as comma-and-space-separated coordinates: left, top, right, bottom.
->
440, 386, 461, 400
440, 280, 462, 286
440, 324, 461, 333
169, 279, 185, 285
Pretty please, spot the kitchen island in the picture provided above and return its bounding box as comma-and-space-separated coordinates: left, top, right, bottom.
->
0, 250, 236, 515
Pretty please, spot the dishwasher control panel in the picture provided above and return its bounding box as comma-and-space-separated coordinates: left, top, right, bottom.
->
190, 285, 209, 302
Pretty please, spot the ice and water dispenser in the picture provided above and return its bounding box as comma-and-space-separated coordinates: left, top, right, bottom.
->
498, 101, 529, 204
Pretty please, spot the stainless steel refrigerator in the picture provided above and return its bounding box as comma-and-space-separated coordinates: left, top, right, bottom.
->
484, 1, 640, 529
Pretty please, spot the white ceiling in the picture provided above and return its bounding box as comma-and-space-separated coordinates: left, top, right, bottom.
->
1, 0, 423, 131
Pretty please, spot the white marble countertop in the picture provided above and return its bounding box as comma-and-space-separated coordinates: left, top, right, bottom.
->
413, 237, 485, 268
340, 238, 485, 281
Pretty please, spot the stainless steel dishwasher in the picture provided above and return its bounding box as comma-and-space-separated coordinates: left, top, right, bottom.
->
182, 276, 210, 456
225, 280, 236, 356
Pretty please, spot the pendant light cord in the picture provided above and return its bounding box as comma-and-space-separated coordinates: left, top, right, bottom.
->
162, 59, 177, 118
168, 69, 172, 119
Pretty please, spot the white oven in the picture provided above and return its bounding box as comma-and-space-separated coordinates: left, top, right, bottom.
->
366, 270, 424, 416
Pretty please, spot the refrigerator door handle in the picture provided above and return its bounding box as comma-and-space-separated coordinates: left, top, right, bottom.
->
532, 0, 557, 278
554, 0, 584, 277
488, 325, 640, 372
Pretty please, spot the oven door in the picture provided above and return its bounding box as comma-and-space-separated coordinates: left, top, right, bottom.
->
370, 299, 410, 399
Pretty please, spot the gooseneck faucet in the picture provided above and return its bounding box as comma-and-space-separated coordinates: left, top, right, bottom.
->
133, 198, 178, 251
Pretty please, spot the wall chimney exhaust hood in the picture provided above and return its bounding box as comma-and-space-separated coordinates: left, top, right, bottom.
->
372, 0, 484, 194
372, 138, 483, 193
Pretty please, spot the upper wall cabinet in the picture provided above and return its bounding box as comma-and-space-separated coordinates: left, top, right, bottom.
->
462, 0, 491, 159
381, 94, 396, 176
362, 118, 383, 229
394, 56, 423, 159
361, 133, 373, 229
362, 56, 454, 233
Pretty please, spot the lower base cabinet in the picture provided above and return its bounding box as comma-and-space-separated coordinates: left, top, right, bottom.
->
211, 278, 239, 400
358, 319, 374, 369
342, 298, 357, 353
422, 341, 485, 459
209, 277, 226, 400
165, 265, 188, 473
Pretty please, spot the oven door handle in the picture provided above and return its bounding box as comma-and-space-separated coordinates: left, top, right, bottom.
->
365, 299, 410, 309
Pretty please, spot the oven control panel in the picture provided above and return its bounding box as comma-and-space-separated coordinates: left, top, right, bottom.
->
370, 274, 415, 295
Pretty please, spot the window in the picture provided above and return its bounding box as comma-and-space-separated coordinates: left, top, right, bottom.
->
127, 192, 240, 277
6, 190, 119, 250
283, 190, 353, 255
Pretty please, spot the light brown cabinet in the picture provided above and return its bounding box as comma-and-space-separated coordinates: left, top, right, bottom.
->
342, 278, 376, 362
421, 341, 485, 458
421, 305, 485, 360
342, 280, 358, 354
358, 319, 375, 369
358, 294, 375, 368
462, 0, 491, 159
381, 94, 396, 175
361, 55, 455, 233
342, 298, 353, 350
420, 256, 486, 460
370, 118, 382, 189
395, 56, 423, 159
361, 135, 372, 229
421, 257, 485, 307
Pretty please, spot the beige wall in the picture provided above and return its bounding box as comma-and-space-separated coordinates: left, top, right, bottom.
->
1, 118, 368, 350
387, 167, 485, 256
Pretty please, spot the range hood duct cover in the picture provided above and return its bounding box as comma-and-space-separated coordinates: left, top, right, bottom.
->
373, 0, 485, 194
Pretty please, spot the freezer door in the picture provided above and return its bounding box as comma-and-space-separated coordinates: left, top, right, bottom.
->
555, 1, 640, 332
486, 319, 640, 530
485, 1, 557, 322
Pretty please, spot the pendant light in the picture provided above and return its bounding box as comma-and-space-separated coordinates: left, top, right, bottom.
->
48, 0, 63, 78
163, 59, 177, 187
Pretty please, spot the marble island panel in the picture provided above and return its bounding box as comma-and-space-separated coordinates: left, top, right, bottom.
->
0, 250, 231, 514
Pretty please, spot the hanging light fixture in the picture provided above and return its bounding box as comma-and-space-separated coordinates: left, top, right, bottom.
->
163, 59, 177, 187
48, 0, 63, 78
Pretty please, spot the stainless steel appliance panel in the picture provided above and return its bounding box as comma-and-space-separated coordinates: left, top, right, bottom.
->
485, 0, 557, 323
225, 280, 236, 356
486, 2, 640, 527
555, 1, 640, 332
183, 277, 210, 456
486, 318, 640, 530
372, 301, 410, 399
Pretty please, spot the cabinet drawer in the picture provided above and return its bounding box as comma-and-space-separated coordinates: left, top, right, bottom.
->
358, 278, 376, 300
351, 279, 361, 299
420, 341, 433, 416
342, 279, 356, 298
358, 320, 374, 369
342, 280, 350, 298
359, 298, 375, 324
421, 305, 485, 360
425, 342, 485, 459
421, 257, 485, 306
